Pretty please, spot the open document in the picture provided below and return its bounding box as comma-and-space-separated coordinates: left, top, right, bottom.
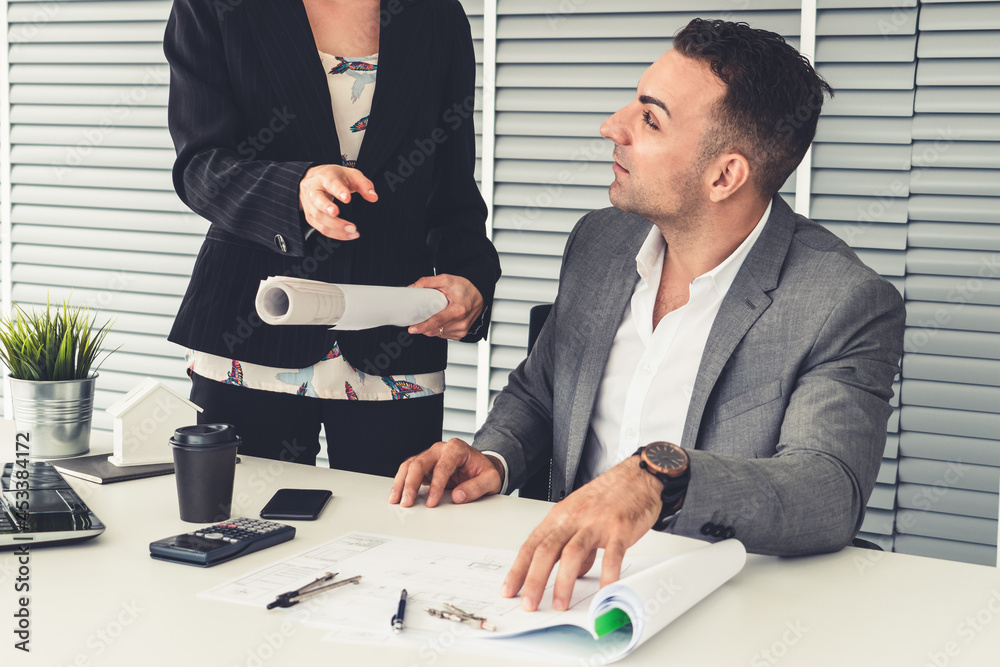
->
200, 532, 746, 663
254, 276, 448, 330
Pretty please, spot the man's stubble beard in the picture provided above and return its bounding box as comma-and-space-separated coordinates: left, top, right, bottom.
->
609, 162, 708, 238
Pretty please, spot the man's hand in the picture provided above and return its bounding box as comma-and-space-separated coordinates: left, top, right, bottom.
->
501, 457, 662, 612
298, 164, 378, 240
407, 275, 484, 340
389, 438, 503, 508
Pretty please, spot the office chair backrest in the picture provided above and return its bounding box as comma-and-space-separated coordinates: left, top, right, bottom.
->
527, 303, 553, 355
519, 304, 554, 502
850, 537, 883, 551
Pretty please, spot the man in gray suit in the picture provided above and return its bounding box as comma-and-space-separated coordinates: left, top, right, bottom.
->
390, 18, 905, 612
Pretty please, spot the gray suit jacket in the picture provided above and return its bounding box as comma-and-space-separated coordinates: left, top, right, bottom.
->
473, 196, 905, 556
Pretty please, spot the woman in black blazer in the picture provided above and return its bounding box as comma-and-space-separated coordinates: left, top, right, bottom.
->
163, 0, 500, 475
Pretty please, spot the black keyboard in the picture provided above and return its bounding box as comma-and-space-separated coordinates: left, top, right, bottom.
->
0, 461, 106, 548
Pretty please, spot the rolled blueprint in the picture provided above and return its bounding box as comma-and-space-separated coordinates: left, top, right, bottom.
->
255, 276, 448, 330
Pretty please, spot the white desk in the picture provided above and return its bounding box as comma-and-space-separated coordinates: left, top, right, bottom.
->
3, 454, 1000, 666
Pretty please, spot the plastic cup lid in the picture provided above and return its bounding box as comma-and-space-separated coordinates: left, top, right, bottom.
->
170, 423, 240, 448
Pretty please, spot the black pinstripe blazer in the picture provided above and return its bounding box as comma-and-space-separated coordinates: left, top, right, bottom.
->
163, 0, 500, 375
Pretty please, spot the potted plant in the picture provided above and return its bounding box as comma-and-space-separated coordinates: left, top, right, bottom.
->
0, 299, 116, 459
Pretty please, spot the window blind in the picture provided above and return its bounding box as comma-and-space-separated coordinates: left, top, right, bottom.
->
812, 0, 918, 551
895, 0, 1000, 566
6, 0, 189, 433
443, 0, 486, 443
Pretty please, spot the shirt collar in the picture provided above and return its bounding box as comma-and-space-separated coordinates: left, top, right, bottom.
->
634, 200, 772, 296
701, 199, 771, 296
635, 224, 666, 285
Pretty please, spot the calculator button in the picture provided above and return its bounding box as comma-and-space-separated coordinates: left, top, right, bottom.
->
203, 532, 224, 540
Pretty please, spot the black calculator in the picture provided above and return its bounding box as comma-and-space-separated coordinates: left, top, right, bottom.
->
149, 517, 295, 567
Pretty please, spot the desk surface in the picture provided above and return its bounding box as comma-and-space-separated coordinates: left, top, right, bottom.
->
3, 454, 1000, 666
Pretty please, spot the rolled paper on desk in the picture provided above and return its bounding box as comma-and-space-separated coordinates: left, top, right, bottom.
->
587, 538, 747, 657
255, 277, 448, 330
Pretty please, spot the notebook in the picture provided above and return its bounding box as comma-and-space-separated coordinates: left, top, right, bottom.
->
52, 453, 174, 485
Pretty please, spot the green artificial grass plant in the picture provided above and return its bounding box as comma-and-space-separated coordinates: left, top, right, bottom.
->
0, 299, 116, 381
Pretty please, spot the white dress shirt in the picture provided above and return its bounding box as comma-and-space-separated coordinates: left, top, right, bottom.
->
579, 201, 771, 484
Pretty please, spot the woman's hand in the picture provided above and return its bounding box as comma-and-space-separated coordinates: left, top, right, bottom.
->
298, 164, 378, 240
408, 275, 484, 340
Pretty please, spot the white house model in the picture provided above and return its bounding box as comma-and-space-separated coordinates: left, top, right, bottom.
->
105, 377, 203, 466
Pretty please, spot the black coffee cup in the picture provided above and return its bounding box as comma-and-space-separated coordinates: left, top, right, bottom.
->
170, 424, 241, 523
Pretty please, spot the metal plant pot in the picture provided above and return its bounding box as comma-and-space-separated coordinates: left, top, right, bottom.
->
8, 374, 97, 459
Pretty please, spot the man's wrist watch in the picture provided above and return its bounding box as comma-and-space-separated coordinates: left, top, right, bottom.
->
634, 442, 690, 531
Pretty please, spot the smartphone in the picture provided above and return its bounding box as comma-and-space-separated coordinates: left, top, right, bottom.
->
260, 488, 333, 521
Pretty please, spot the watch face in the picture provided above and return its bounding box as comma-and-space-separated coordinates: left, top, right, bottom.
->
643, 442, 688, 474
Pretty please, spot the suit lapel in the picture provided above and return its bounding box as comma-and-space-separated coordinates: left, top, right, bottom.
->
561, 219, 650, 489
244, 0, 430, 175
355, 0, 432, 176
680, 196, 796, 448
243, 0, 341, 160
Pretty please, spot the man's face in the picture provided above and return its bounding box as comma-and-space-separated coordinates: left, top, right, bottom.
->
599, 49, 727, 226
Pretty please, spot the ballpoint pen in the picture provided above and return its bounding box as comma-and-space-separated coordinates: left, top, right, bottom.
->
423, 603, 496, 632
267, 572, 362, 609
392, 589, 407, 633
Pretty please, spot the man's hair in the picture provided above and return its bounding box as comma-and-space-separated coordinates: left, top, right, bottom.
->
674, 18, 834, 200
